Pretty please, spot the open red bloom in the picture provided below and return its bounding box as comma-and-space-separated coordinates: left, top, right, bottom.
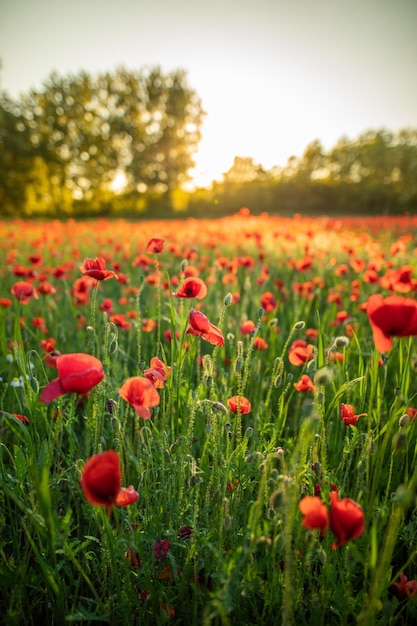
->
329, 490, 365, 549
173, 277, 208, 300
393, 573, 417, 599
146, 238, 164, 254
293, 374, 315, 393
144, 356, 172, 389
10, 281, 38, 304
366, 294, 417, 352
240, 320, 256, 335
80, 257, 118, 281
227, 395, 251, 415
40, 353, 104, 402
260, 291, 277, 312
299, 495, 329, 536
186, 310, 225, 347
340, 403, 367, 426
80, 450, 138, 509
288, 340, 314, 366
118, 376, 160, 419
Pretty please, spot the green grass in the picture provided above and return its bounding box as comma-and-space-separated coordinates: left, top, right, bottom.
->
1, 214, 417, 625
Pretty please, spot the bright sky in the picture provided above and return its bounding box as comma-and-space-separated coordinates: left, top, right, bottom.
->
1, 0, 417, 188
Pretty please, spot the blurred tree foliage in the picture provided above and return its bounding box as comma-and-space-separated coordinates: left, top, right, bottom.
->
0, 66, 204, 216
1, 67, 417, 218
188, 129, 417, 218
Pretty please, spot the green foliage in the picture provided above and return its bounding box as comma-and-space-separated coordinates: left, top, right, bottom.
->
1, 215, 417, 624
0, 66, 204, 217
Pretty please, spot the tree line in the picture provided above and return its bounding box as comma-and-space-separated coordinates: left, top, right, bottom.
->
1, 65, 416, 217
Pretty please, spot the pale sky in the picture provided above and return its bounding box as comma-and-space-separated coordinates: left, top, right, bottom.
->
1, 0, 417, 187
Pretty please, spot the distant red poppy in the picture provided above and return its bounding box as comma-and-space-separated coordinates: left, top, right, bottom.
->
253, 336, 268, 350
260, 291, 277, 312
299, 495, 329, 536
144, 356, 172, 389
118, 376, 160, 419
13, 413, 30, 425
153, 539, 172, 562
393, 573, 417, 599
146, 238, 164, 254
109, 313, 131, 330
293, 374, 315, 393
340, 403, 367, 426
173, 277, 208, 299
329, 490, 365, 549
227, 395, 251, 415
10, 281, 38, 304
186, 310, 225, 347
40, 353, 104, 402
80, 450, 138, 509
240, 320, 256, 335
80, 257, 118, 281
366, 294, 417, 352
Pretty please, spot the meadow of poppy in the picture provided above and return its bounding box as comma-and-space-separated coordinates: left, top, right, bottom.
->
1, 212, 417, 625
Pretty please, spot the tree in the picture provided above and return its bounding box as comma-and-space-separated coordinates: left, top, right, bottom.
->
0, 66, 204, 215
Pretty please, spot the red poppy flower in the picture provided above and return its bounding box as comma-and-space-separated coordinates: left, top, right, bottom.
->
260, 291, 277, 312
340, 403, 367, 426
253, 336, 268, 350
153, 539, 172, 562
13, 413, 30, 425
80, 450, 138, 509
40, 353, 104, 402
173, 277, 208, 300
80, 257, 118, 281
10, 281, 38, 304
227, 395, 251, 414
144, 356, 172, 389
293, 374, 316, 393
329, 490, 365, 549
299, 495, 329, 536
118, 376, 160, 419
146, 238, 164, 254
186, 310, 225, 347
288, 340, 314, 366
393, 573, 417, 599
240, 320, 256, 335
109, 313, 131, 330
366, 294, 417, 352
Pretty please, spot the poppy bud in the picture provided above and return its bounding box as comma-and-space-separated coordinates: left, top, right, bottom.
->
314, 366, 334, 386
224, 292, 233, 306
334, 335, 350, 348
294, 321, 305, 330
399, 414, 410, 428
393, 431, 407, 452
211, 401, 228, 414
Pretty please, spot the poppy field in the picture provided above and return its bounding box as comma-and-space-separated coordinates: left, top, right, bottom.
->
2, 211, 417, 625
